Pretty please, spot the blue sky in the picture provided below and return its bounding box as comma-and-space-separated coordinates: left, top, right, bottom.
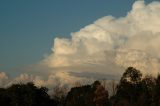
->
0, 0, 155, 75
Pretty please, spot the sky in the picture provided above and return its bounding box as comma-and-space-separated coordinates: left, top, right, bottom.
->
0, 0, 160, 88
0, 0, 139, 75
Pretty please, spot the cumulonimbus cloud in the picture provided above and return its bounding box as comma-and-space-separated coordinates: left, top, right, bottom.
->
1, 1, 160, 89
43, 1, 160, 77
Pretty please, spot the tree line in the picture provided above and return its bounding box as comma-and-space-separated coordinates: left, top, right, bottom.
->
0, 67, 160, 106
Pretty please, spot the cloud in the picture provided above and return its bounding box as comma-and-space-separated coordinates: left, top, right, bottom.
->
1, 0, 160, 89
43, 0, 160, 77
0, 71, 90, 94
0, 72, 9, 88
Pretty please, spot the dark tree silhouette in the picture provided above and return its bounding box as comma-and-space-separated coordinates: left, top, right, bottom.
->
120, 67, 142, 84
0, 67, 160, 106
0, 82, 58, 106
153, 74, 160, 106
138, 75, 156, 106
65, 81, 109, 106
111, 67, 143, 106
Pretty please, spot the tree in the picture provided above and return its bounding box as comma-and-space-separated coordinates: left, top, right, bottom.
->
65, 81, 109, 106
153, 74, 160, 106
0, 82, 58, 106
65, 85, 92, 106
137, 75, 156, 106
120, 67, 142, 84
113, 67, 143, 106
52, 83, 68, 106
93, 83, 109, 106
